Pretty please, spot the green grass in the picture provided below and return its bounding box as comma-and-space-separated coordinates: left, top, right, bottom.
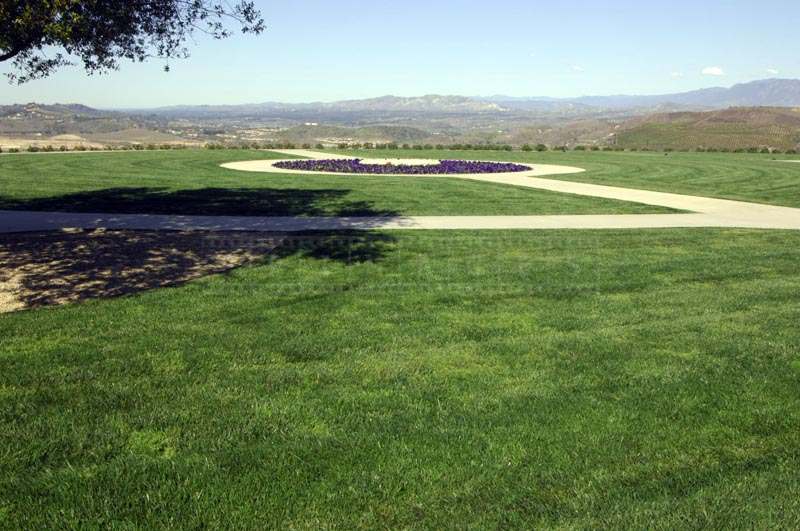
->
6, 149, 800, 214
2, 149, 800, 527
337, 148, 800, 208
2, 229, 800, 528
0, 150, 671, 216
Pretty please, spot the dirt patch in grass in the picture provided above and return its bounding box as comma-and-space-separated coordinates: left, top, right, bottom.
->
0, 229, 282, 312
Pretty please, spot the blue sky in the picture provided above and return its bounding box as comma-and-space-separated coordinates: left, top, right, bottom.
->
1, 0, 798, 108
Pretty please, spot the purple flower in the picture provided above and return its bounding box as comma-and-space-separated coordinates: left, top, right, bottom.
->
274, 159, 530, 175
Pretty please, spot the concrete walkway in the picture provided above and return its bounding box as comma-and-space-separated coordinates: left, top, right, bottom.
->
2, 149, 800, 232
2, 210, 798, 233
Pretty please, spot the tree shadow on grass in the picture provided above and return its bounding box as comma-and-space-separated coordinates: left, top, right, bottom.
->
269, 231, 397, 263
0, 186, 399, 217
0, 187, 400, 312
0, 229, 397, 313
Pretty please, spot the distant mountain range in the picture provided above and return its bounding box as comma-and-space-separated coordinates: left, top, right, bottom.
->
3, 79, 800, 150
141, 79, 800, 119
7, 79, 800, 121
140, 95, 507, 123
484, 79, 800, 111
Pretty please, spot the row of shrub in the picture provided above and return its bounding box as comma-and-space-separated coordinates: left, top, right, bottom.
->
0, 143, 195, 153
2, 143, 797, 155
321, 143, 797, 154
206, 142, 304, 150
622, 146, 797, 154
694, 147, 797, 154
556, 145, 623, 152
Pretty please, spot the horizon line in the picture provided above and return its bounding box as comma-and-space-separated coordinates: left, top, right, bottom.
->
3, 77, 796, 110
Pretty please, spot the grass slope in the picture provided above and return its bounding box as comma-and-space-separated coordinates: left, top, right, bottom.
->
2, 229, 800, 527
0, 150, 670, 216
335, 148, 800, 208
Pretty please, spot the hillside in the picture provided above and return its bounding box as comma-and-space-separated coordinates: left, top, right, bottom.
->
0, 103, 198, 149
615, 107, 800, 150
6, 82, 800, 150
148, 95, 508, 121
0, 103, 140, 135
152, 80, 800, 120
275, 124, 437, 144
485, 79, 800, 111
316, 95, 506, 113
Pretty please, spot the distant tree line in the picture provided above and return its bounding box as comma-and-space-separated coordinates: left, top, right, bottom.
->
2, 143, 796, 155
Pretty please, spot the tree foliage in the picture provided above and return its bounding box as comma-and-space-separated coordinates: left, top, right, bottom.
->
0, 0, 264, 83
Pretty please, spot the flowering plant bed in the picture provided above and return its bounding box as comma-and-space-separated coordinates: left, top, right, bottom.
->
274, 159, 530, 175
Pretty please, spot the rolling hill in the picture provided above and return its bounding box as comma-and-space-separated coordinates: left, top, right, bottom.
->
615, 107, 800, 150
152, 80, 800, 119
0, 103, 141, 136
275, 124, 437, 145
0, 103, 194, 149
6, 80, 800, 150
146, 95, 507, 121
484, 79, 800, 111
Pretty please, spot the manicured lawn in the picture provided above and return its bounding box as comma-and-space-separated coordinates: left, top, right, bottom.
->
2, 229, 800, 528
0, 150, 672, 216
336, 148, 800, 208
2, 149, 800, 527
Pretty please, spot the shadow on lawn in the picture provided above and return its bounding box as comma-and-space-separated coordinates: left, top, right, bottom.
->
0, 186, 400, 217
0, 230, 396, 313
0, 187, 398, 312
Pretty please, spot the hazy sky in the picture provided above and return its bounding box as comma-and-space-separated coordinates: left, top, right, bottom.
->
1, 0, 798, 108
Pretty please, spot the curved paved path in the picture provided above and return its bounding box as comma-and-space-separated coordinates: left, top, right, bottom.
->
2, 149, 800, 232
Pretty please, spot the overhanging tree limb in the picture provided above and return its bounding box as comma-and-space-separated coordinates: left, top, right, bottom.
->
0, 45, 25, 62
0, 0, 265, 83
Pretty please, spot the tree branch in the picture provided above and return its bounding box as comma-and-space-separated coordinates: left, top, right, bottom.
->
0, 44, 27, 62
2, 1, 263, 81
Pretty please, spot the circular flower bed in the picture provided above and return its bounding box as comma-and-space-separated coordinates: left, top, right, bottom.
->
273, 159, 530, 175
